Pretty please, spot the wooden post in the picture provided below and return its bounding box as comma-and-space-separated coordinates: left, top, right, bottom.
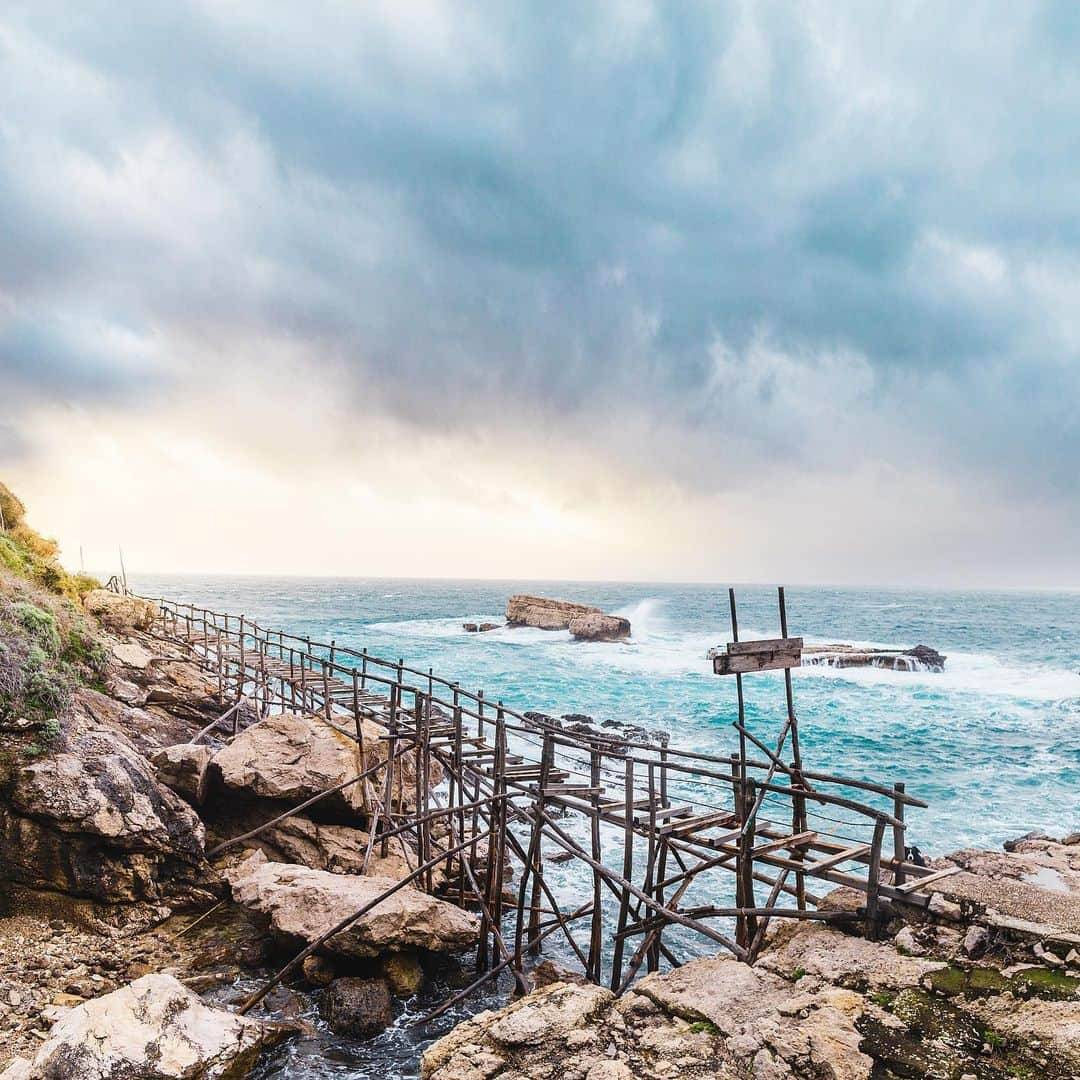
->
892, 783, 906, 886
778, 587, 803, 776
492, 705, 509, 962
866, 819, 886, 939
610, 753, 635, 990
740, 779, 759, 947
729, 589, 748, 787
792, 760, 808, 910
527, 733, 553, 955
352, 669, 361, 735
238, 617, 247, 706
381, 684, 399, 858
587, 745, 603, 981
651, 738, 670, 973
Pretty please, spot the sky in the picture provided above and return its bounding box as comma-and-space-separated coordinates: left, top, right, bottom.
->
1, 1, 1078, 586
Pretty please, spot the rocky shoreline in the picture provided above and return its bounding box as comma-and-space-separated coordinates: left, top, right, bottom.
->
0, 486, 1075, 1078
0, 586, 1075, 1077
421, 832, 1080, 1079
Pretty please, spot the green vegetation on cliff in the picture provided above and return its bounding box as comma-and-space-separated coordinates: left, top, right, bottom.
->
0, 482, 107, 740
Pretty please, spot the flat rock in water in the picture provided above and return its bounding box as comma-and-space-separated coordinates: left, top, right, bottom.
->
505, 595, 601, 631
568, 612, 631, 642
0, 973, 291, 1079
226, 852, 479, 959
802, 643, 946, 672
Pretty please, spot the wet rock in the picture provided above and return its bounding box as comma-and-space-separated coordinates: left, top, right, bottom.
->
319, 976, 393, 1039
531, 959, 588, 989
802, 643, 946, 672
0, 973, 291, 1078
568, 613, 631, 642
382, 951, 424, 995
1004, 830, 1052, 852
302, 955, 337, 988
83, 590, 157, 633
152, 744, 212, 807
225, 852, 479, 959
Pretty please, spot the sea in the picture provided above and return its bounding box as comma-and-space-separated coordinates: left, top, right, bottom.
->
134, 575, 1080, 1077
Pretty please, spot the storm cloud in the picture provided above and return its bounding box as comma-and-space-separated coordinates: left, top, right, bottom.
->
1, 2, 1078, 581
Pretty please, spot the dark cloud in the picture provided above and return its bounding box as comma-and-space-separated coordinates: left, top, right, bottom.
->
1, 1, 1078, 504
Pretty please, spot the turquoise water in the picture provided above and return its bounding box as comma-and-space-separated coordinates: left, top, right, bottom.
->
136, 576, 1079, 1077
138, 576, 1079, 854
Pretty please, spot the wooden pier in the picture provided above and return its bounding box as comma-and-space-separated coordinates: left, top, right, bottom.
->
139, 586, 939, 1016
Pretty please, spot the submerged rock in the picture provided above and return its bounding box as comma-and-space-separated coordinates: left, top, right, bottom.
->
225, 852, 479, 959
0, 973, 291, 1079
382, 951, 425, 995
568, 612, 631, 642
319, 976, 393, 1038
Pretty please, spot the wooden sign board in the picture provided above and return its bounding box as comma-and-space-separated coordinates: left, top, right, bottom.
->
713, 637, 802, 675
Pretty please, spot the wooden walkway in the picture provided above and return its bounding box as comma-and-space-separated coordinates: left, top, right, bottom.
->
143, 587, 939, 1015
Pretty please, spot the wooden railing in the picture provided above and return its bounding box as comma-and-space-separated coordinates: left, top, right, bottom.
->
144, 590, 936, 1015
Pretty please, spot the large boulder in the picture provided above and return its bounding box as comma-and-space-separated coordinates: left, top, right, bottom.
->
318, 976, 393, 1038
568, 613, 631, 642
209, 709, 437, 820
226, 853, 479, 959
210, 711, 369, 821
83, 590, 158, 633
506, 595, 601, 631
0, 717, 206, 903
0, 973, 291, 1079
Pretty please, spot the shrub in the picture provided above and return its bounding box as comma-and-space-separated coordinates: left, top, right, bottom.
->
25, 665, 73, 716
10, 523, 58, 559
0, 536, 27, 575
13, 602, 62, 656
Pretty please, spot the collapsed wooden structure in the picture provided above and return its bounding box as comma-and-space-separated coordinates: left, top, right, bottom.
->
141, 586, 943, 1018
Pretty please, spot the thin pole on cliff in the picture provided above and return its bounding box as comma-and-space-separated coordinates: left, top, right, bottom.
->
118, 546, 129, 594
